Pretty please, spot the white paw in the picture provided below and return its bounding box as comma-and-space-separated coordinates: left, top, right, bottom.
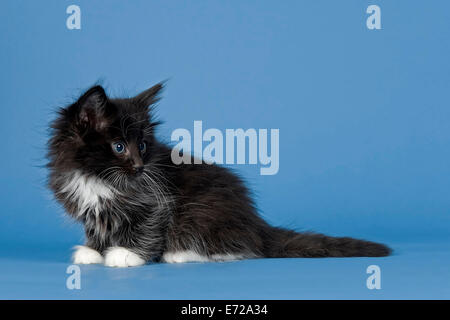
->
104, 247, 146, 267
72, 245, 104, 264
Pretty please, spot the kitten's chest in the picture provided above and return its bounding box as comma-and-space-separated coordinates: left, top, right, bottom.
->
57, 170, 115, 217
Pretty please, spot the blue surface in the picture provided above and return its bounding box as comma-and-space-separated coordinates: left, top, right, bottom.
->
0, 241, 449, 299
1, 1, 449, 299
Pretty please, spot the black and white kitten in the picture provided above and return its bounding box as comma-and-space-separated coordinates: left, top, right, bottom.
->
47, 83, 391, 267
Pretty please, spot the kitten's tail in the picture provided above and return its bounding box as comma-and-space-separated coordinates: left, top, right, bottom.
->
263, 227, 391, 258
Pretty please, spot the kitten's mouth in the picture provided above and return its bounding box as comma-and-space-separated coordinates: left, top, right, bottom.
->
126, 168, 145, 179
133, 166, 144, 175
129, 172, 143, 179
99, 167, 144, 186
121, 166, 144, 177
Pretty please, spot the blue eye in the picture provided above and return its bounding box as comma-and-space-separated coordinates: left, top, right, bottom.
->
112, 142, 125, 154
139, 141, 147, 153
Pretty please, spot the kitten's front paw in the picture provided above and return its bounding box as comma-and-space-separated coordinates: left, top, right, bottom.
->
104, 247, 146, 268
72, 245, 104, 264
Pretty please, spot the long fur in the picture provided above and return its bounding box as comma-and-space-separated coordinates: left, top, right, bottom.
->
47, 83, 391, 264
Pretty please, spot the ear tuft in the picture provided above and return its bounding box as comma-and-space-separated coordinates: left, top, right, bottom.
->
133, 83, 164, 107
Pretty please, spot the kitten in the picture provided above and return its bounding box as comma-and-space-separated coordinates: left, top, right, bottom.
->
47, 83, 391, 267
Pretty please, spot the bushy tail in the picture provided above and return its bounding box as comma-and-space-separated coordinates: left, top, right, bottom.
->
263, 227, 391, 258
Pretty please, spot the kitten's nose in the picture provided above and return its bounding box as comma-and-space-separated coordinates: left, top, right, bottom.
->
133, 165, 144, 175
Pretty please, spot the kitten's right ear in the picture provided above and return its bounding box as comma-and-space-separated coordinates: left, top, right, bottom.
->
76, 85, 109, 131
132, 82, 164, 108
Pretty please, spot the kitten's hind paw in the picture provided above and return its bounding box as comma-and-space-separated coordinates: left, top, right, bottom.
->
104, 247, 146, 267
72, 245, 104, 264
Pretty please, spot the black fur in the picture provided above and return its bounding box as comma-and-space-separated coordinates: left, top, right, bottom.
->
47, 83, 391, 263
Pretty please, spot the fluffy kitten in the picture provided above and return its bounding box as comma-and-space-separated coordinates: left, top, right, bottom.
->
47, 83, 391, 267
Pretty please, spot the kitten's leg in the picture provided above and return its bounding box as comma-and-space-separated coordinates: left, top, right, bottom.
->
162, 250, 210, 263
162, 251, 245, 263
210, 253, 244, 262
104, 246, 146, 267
72, 245, 104, 264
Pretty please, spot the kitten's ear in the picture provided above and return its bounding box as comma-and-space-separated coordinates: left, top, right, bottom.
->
133, 83, 164, 108
76, 85, 109, 131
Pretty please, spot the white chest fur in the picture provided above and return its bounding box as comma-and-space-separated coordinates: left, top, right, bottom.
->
59, 170, 115, 216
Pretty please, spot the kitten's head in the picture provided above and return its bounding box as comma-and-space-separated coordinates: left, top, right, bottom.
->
48, 83, 163, 183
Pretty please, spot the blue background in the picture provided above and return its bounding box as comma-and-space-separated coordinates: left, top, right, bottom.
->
0, 0, 449, 299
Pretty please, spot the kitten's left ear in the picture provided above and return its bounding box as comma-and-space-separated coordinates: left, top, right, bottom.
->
133, 83, 164, 108
76, 85, 110, 131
